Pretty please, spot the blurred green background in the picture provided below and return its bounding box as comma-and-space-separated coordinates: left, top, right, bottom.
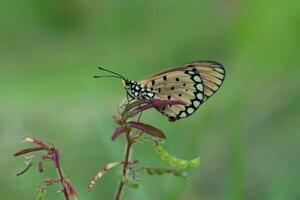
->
1, 0, 300, 199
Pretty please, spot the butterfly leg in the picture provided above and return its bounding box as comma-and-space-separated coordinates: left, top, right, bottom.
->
126, 92, 130, 103
126, 92, 136, 103
137, 111, 143, 122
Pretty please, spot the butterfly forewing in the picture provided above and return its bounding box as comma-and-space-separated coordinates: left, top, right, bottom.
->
139, 61, 225, 121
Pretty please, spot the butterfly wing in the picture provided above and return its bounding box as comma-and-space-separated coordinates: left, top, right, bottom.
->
139, 60, 225, 121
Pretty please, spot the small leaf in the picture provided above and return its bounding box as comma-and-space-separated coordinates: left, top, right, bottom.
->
127, 99, 186, 117
154, 145, 164, 153
154, 144, 201, 169
88, 161, 123, 191
27, 138, 49, 148
65, 179, 78, 200
111, 127, 126, 141
178, 160, 189, 169
169, 156, 179, 166
122, 99, 186, 118
38, 162, 44, 173
128, 121, 166, 139
15, 162, 33, 176
14, 146, 46, 157
160, 151, 170, 161
138, 167, 188, 180
189, 158, 200, 168
23, 137, 34, 143
151, 99, 186, 107
122, 99, 149, 113
121, 175, 139, 189
36, 189, 46, 200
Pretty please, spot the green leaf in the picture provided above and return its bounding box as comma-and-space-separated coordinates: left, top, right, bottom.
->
121, 175, 139, 189
36, 190, 46, 200
154, 144, 200, 169
138, 167, 188, 180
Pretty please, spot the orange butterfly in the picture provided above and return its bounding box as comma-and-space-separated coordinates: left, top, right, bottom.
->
95, 60, 225, 121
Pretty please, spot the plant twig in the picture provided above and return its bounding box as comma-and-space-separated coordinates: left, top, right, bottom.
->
114, 130, 132, 200
14, 137, 77, 200
89, 99, 188, 199
57, 162, 69, 200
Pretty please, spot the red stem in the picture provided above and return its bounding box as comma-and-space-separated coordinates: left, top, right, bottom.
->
55, 156, 69, 200
114, 130, 132, 200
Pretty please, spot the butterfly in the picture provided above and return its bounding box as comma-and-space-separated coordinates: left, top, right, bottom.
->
95, 60, 225, 122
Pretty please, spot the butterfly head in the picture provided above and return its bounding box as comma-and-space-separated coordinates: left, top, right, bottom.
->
123, 79, 143, 99
94, 67, 144, 99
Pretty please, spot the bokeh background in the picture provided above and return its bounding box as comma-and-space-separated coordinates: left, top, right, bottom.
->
1, 0, 300, 199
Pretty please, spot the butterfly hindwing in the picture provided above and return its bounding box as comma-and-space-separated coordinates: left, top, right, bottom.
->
139, 61, 225, 121
195, 62, 225, 101
145, 72, 201, 121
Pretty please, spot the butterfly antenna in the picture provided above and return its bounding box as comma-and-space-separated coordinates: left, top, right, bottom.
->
97, 67, 126, 80
93, 75, 124, 80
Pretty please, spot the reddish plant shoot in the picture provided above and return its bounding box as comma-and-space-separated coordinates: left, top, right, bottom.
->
14, 99, 200, 200
14, 137, 78, 200
88, 99, 195, 200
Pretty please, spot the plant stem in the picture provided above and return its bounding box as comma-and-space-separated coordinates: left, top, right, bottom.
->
115, 130, 132, 200
57, 163, 69, 200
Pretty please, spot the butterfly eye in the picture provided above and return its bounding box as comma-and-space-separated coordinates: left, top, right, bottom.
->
122, 80, 130, 89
